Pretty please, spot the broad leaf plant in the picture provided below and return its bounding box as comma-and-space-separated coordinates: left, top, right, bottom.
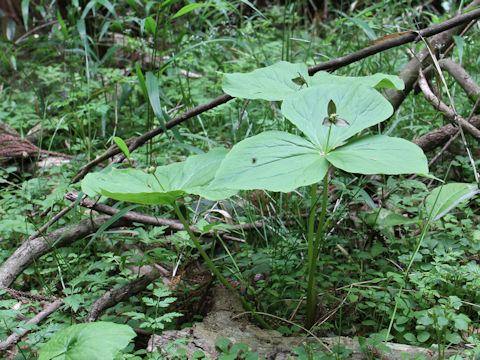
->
81, 61, 477, 328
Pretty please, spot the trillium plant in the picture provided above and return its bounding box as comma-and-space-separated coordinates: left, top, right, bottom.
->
211, 61, 428, 327
81, 61, 478, 329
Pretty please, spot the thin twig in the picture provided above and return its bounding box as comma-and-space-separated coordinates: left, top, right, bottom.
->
64, 191, 260, 241
308, 7, 480, 74
0, 299, 63, 351
236, 99, 250, 130
417, 69, 480, 139
27, 201, 78, 242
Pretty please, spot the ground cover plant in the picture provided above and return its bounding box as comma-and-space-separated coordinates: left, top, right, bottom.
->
1, 0, 480, 359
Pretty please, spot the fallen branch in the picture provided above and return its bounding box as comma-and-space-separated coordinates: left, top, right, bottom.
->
417, 68, 480, 139
0, 299, 64, 352
433, 58, 480, 101
65, 191, 261, 240
0, 215, 129, 287
308, 6, 480, 75
385, 0, 480, 110
87, 268, 161, 322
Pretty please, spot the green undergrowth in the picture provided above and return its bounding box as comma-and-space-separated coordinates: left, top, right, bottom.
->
1, 1, 480, 359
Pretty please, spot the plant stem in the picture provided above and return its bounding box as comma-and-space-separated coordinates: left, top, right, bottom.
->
172, 201, 271, 329
314, 172, 330, 257
305, 171, 330, 329
384, 221, 431, 343
305, 183, 318, 328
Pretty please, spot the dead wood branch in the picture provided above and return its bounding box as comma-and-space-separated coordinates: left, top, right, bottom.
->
71, 6, 480, 184
0, 299, 63, 352
0, 215, 129, 287
384, 0, 480, 110
413, 117, 480, 153
417, 69, 480, 139
26, 200, 77, 242
65, 191, 261, 240
309, 5, 480, 75
0, 121, 72, 160
0, 285, 54, 302
434, 58, 480, 101
87, 268, 161, 322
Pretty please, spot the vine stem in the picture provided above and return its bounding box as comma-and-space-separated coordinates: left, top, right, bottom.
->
172, 201, 270, 329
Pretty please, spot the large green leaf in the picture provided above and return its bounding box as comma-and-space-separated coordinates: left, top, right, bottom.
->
222, 61, 309, 101
222, 62, 403, 102
81, 148, 235, 204
38, 322, 135, 360
209, 131, 329, 192
281, 84, 393, 151
310, 71, 404, 90
425, 182, 479, 222
326, 135, 428, 175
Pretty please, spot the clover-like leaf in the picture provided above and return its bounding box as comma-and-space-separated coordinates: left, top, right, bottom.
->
209, 131, 329, 193
425, 182, 479, 222
81, 148, 235, 204
281, 84, 393, 151
222, 61, 309, 101
38, 322, 135, 360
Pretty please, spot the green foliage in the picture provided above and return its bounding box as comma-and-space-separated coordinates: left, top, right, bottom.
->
123, 285, 182, 331
37, 321, 136, 360
211, 63, 427, 193
2, 0, 480, 357
215, 338, 264, 360
82, 148, 236, 203
425, 182, 480, 222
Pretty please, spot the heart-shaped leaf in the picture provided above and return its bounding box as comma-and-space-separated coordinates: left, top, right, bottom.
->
209, 131, 329, 192
222, 61, 309, 101
425, 182, 479, 222
38, 322, 135, 360
281, 84, 394, 151
326, 135, 428, 175
81, 148, 235, 204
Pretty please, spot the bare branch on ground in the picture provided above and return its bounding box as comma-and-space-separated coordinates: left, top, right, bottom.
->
417, 69, 480, 139
0, 299, 64, 352
86, 268, 161, 322
0, 215, 129, 287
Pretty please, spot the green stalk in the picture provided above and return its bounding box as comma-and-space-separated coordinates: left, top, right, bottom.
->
385, 221, 431, 339
305, 183, 318, 327
172, 202, 270, 329
305, 171, 329, 329
314, 172, 330, 257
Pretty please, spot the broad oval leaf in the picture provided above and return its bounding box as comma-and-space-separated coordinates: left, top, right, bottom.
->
425, 182, 479, 222
81, 148, 235, 204
326, 135, 428, 175
209, 131, 329, 192
281, 84, 394, 151
38, 321, 135, 360
222, 61, 309, 101
310, 71, 404, 90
